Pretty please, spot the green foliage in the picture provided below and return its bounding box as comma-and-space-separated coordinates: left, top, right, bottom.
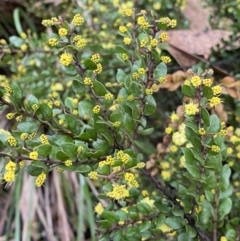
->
0, 1, 240, 241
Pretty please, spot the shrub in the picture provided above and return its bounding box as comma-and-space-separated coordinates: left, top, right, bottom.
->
0, 4, 240, 241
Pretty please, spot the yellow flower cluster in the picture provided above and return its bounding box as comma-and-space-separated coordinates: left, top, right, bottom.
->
48, 38, 58, 47
170, 112, 179, 122
91, 53, 100, 63
172, 131, 186, 146
75, 38, 87, 49
32, 104, 39, 111
150, 38, 158, 48
132, 72, 140, 80
220, 236, 227, 241
93, 105, 101, 114
123, 37, 131, 45
170, 145, 178, 152
20, 133, 28, 141
161, 170, 171, 180
65, 160, 73, 166
124, 172, 139, 187
35, 172, 46, 187
211, 145, 220, 153
165, 127, 172, 134
137, 16, 149, 29
58, 28, 68, 37
159, 17, 177, 28
40, 134, 49, 144
140, 38, 148, 47
159, 77, 166, 83
94, 63, 102, 74
29, 151, 38, 160
198, 128, 206, 135
121, 53, 128, 61
107, 184, 130, 200
72, 13, 84, 26
202, 78, 213, 87
119, 25, 127, 33
95, 202, 104, 215
159, 32, 168, 42
116, 150, 130, 163
212, 85, 222, 95
119, 8, 133, 17
184, 102, 199, 115
7, 135, 17, 147
160, 56, 171, 64
28, 132, 36, 140
136, 162, 145, 169
19, 161, 25, 168
4, 160, 17, 182
146, 88, 153, 95
4, 84, 12, 93
59, 53, 73, 66
105, 93, 114, 100
6, 113, 16, 120
77, 146, 84, 153
113, 121, 121, 127
88, 171, 98, 180
127, 95, 134, 101
209, 96, 221, 107
116, 96, 124, 103
84, 77, 92, 86
21, 44, 27, 51
42, 19, 54, 27
191, 76, 202, 87
138, 68, 146, 76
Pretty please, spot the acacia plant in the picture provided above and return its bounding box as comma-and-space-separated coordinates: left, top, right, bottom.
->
0, 6, 240, 241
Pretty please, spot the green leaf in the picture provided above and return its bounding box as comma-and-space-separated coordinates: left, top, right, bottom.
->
92, 139, 109, 154
153, 62, 167, 79
74, 165, 91, 173
65, 114, 77, 133
97, 220, 112, 229
31, 160, 48, 171
181, 85, 196, 98
207, 114, 220, 133
27, 94, 38, 107
172, 206, 184, 217
136, 202, 151, 214
116, 69, 127, 84
25, 164, 42, 176
72, 79, 88, 95
37, 144, 52, 158
184, 120, 198, 133
124, 113, 135, 133
93, 80, 108, 96
17, 122, 38, 133
126, 226, 139, 237
64, 97, 75, 111
165, 216, 184, 229
178, 233, 190, 241
83, 59, 97, 70
226, 228, 237, 241
78, 126, 97, 141
60, 64, 78, 76
138, 127, 154, 136
115, 210, 128, 221
220, 164, 231, 189
56, 150, 69, 161
201, 107, 210, 127
12, 83, 23, 102
116, 45, 129, 54
61, 143, 77, 158
185, 127, 202, 150
138, 221, 151, 232
219, 187, 232, 200
124, 76, 132, 89
143, 95, 156, 116
101, 211, 119, 223
203, 86, 213, 99
186, 224, 196, 238
9, 36, 24, 47
218, 198, 232, 221
113, 230, 123, 241
156, 214, 165, 228
78, 100, 94, 119
37, 103, 52, 120
181, 147, 200, 179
